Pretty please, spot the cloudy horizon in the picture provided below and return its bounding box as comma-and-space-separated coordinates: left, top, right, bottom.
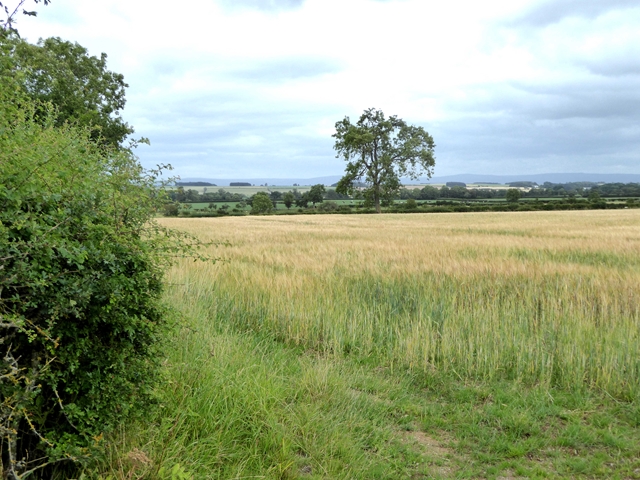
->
14, 0, 640, 179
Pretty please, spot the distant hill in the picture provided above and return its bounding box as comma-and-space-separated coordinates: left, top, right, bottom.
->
421, 173, 640, 185
176, 181, 216, 187
178, 173, 640, 187
178, 176, 343, 187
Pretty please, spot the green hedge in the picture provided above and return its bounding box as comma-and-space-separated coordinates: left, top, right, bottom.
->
0, 80, 176, 477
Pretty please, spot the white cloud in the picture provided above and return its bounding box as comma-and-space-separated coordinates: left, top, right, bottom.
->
14, 0, 640, 178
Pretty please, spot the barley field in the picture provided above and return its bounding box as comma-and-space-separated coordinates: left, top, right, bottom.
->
161, 210, 640, 400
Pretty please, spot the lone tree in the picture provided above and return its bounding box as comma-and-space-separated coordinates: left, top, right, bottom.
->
251, 191, 274, 214
506, 188, 522, 203
334, 108, 435, 213
283, 191, 295, 209
308, 184, 326, 206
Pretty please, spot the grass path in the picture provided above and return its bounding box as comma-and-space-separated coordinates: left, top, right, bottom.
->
100, 316, 640, 479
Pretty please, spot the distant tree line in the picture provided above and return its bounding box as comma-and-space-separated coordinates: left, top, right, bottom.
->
534, 182, 640, 198
167, 185, 351, 205
399, 182, 640, 200
168, 187, 246, 203
167, 182, 640, 207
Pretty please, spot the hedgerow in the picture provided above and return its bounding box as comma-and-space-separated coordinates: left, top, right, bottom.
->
0, 57, 190, 478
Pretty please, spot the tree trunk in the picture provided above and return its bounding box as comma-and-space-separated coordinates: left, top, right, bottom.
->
373, 182, 382, 213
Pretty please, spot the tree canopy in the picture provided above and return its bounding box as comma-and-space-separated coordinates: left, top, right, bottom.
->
283, 191, 295, 209
251, 191, 274, 214
506, 188, 522, 203
333, 108, 435, 213
1, 33, 134, 149
307, 184, 326, 205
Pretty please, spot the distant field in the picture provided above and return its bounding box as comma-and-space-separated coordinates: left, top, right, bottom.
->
175, 184, 522, 195
172, 185, 314, 195
403, 183, 525, 191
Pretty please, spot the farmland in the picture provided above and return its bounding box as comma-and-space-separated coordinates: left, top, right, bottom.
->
101, 210, 640, 479
167, 182, 640, 217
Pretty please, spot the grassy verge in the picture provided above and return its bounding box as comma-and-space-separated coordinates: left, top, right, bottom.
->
96, 316, 640, 479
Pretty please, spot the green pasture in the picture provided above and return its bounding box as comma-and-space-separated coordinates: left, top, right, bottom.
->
182, 199, 361, 211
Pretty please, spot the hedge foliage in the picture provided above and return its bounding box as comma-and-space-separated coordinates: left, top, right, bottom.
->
1, 39, 185, 478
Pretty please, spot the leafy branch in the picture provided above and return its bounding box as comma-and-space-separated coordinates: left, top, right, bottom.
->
0, 0, 50, 32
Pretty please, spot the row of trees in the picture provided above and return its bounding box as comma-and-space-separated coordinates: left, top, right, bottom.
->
177, 194, 637, 218
533, 183, 640, 198
169, 187, 246, 203
398, 184, 640, 200
168, 184, 337, 207
168, 181, 640, 210
399, 185, 505, 200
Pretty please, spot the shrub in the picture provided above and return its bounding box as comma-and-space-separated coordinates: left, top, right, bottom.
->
404, 199, 418, 210
452, 205, 470, 212
425, 206, 454, 213
0, 90, 183, 477
163, 202, 180, 216
318, 201, 338, 212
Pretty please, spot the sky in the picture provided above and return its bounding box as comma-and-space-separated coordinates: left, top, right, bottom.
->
14, 0, 640, 179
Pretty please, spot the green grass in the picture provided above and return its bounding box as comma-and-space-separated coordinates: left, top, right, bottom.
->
95, 307, 640, 479
185, 201, 347, 212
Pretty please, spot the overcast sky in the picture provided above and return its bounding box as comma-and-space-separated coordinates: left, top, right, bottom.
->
15, 0, 640, 179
